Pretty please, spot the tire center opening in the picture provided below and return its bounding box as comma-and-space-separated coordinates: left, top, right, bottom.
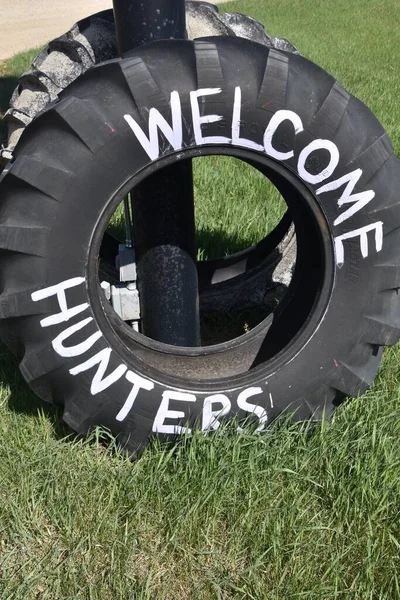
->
102, 155, 290, 347
90, 148, 334, 386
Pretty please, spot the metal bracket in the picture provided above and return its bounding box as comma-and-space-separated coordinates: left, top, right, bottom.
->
101, 242, 141, 330
101, 280, 141, 331
111, 283, 140, 324
116, 243, 137, 282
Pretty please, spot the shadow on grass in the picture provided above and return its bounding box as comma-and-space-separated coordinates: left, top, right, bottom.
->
107, 222, 262, 261
0, 75, 19, 144
196, 225, 254, 259
0, 343, 76, 440
0, 75, 19, 112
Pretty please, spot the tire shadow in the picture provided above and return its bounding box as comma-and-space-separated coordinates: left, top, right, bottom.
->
0, 75, 19, 127
196, 225, 254, 260
0, 342, 75, 440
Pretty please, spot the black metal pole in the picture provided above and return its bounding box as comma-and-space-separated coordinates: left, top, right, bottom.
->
113, 0, 186, 53
113, 0, 201, 347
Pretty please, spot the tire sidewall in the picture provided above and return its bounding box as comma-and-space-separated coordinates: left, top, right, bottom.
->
10, 40, 393, 446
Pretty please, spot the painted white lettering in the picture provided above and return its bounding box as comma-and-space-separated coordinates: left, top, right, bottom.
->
152, 390, 196, 435
316, 168, 375, 226
190, 88, 230, 145
31, 277, 87, 328
269, 392, 274, 409
52, 316, 102, 358
263, 110, 303, 161
334, 221, 383, 266
297, 139, 339, 184
124, 90, 182, 160
202, 394, 231, 431
69, 347, 127, 394
116, 370, 155, 422
237, 387, 268, 433
232, 87, 264, 152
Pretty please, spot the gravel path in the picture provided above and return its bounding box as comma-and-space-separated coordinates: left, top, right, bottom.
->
0, 0, 232, 62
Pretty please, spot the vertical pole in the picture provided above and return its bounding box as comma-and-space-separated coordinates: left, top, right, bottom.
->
113, 0, 186, 53
113, 0, 201, 347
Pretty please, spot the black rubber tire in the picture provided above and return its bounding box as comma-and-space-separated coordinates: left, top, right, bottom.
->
1, 37, 399, 455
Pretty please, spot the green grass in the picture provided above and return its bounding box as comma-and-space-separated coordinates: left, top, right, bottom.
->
1, 353, 400, 599
193, 157, 285, 259
1, 1, 400, 598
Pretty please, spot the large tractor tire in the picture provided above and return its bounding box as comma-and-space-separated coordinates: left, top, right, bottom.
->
0, 37, 399, 454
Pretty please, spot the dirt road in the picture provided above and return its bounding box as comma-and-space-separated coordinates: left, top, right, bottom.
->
0, 0, 231, 62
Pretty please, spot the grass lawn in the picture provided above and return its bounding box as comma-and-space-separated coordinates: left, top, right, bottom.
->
1, 1, 400, 598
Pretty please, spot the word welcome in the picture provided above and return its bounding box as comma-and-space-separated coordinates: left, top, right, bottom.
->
32, 278, 272, 430
124, 86, 383, 266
